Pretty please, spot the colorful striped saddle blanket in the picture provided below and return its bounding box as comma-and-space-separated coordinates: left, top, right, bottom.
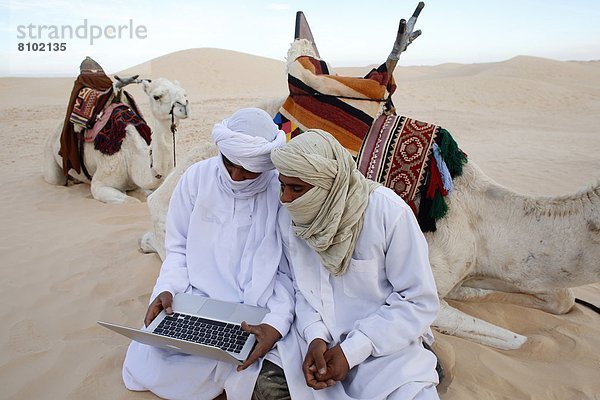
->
69, 87, 112, 128
275, 47, 467, 231
274, 54, 396, 156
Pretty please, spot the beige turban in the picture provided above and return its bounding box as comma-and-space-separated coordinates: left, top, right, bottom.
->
271, 129, 380, 276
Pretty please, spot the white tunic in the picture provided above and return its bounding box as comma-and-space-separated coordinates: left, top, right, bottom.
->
122, 157, 295, 400
278, 186, 440, 400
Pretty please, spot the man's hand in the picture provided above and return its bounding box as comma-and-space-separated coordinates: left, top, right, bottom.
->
237, 322, 282, 371
144, 291, 173, 327
317, 344, 350, 383
303, 339, 335, 390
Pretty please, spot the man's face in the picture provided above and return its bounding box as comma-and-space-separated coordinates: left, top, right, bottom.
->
222, 155, 261, 181
278, 174, 314, 203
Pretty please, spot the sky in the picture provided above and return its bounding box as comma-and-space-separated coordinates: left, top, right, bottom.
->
1, 0, 599, 76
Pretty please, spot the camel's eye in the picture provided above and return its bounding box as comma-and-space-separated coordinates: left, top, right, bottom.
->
153, 94, 162, 101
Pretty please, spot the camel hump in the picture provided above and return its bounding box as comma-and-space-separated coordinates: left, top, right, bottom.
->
294, 11, 320, 58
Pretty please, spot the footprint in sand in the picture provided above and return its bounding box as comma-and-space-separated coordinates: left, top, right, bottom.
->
9, 319, 51, 354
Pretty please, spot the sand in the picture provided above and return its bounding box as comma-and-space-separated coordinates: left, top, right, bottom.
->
0, 48, 599, 399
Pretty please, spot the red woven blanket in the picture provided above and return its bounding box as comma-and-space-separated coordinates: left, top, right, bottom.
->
94, 105, 151, 155
357, 114, 438, 205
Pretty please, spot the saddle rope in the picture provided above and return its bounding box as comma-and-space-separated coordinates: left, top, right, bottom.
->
169, 103, 179, 168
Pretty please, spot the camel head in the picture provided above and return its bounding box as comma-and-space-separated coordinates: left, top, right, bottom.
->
142, 78, 190, 124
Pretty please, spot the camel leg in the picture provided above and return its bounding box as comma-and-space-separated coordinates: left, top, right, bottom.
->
86, 151, 141, 203
150, 206, 167, 260
91, 181, 139, 204
447, 285, 575, 315
140, 226, 165, 259
129, 188, 154, 198
42, 125, 67, 186
43, 153, 67, 185
139, 231, 158, 254
434, 300, 527, 350
141, 217, 166, 260
139, 195, 167, 258
90, 166, 139, 204
153, 228, 166, 260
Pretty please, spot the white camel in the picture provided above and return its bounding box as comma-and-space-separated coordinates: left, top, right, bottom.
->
139, 4, 600, 350
426, 162, 600, 349
43, 78, 190, 204
139, 140, 216, 259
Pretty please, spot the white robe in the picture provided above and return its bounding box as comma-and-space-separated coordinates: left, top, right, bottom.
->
278, 186, 440, 400
122, 157, 295, 400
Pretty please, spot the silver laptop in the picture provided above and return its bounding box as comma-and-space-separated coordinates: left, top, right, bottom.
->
98, 293, 268, 364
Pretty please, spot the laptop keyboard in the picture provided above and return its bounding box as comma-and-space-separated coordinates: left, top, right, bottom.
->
153, 313, 250, 354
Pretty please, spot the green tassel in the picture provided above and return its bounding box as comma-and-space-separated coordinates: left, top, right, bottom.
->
438, 128, 468, 178
429, 190, 449, 220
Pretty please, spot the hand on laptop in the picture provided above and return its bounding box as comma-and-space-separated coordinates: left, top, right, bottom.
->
144, 291, 174, 327
236, 322, 281, 371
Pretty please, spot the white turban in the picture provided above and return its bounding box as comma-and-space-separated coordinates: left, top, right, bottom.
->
212, 108, 286, 173
271, 129, 380, 276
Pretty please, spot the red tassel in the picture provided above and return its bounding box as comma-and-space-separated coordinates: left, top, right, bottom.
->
426, 157, 448, 199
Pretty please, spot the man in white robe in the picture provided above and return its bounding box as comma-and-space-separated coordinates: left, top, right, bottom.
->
122, 108, 295, 400
271, 129, 441, 400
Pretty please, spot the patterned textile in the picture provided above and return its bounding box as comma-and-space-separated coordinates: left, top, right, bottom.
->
357, 114, 438, 208
274, 55, 396, 156
84, 103, 121, 142
69, 87, 111, 128
94, 105, 152, 155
